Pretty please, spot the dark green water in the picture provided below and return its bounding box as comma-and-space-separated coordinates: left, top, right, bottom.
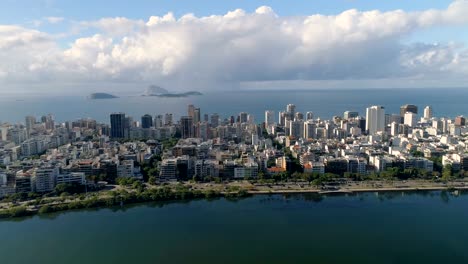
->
1, 191, 468, 264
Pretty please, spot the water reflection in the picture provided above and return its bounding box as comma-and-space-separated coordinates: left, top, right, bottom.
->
2, 190, 467, 222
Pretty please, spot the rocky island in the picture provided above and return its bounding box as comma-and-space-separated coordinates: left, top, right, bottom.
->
87, 93, 119, 99
143, 85, 202, 97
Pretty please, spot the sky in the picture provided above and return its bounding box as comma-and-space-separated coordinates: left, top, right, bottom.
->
1, 0, 468, 94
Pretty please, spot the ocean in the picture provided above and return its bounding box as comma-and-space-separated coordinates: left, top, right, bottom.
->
0, 88, 467, 124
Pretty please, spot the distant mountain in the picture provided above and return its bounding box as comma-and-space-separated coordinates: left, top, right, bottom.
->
144, 85, 169, 96
87, 93, 119, 99
142, 85, 203, 98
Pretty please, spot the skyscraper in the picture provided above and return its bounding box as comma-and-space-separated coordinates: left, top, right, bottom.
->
288, 120, 304, 139
400, 104, 418, 117
164, 113, 173, 126
286, 104, 296, 115
304, 121, 317, 139
455, 116, 466, 126
404, 112, 417, 127
343, 111, 358, 120
210, 113, 219, 128
295, 112, 304, 121
193, 108, 201, 124
239, 112, 248, 123
25, 116, 36, 133
424, 106, 433, 119
124, 116, 132, 138
141, 114, 153, 129
247, 114, 255, 124
366, 106, 385, 135
390, 122, 399, 136
306, 112, 314, 120
188, 105, 195, 118
180, 116, 194, 139
110, 113, 126, 138
265, 110, 275, 127
198, 122, 209, 140
279, 111, 286, 126
155, 115, 164, 128
41, 114, 54, 130
388, 114, 402, 125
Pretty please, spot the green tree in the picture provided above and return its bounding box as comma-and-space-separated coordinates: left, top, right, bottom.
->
38, 205, 53, 214
148, 176, 157, 185
442, 164, 453, 181
8, 206, 28, 217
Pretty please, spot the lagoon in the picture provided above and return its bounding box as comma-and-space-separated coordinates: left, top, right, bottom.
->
1, 192, 468, 264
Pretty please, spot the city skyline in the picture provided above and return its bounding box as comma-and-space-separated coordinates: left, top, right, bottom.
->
1, 1, 468, 94
3, 102, 464, 136
0, 101, 460, 131
1, 100, 466, 196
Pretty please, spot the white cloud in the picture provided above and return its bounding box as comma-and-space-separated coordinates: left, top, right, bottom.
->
1, 1, 468, 91
81, 17, 144, 36
45, 16, 64, 24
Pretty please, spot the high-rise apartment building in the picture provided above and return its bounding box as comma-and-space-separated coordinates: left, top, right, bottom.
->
141, 114, 153, 129
42, 114, 55, 130
180, 116, 194, 139
164, 113, 173, 126
25, 116, 36, 134
304, 121, 317, 139
288, 120, 304, 139
295, 112, 304, 121
154, 115, 163, 128
265, 110, 275, 127
424, 106, 433, 119
188, 105, 195, 119
279, 111, 286, 126
404, 112, 417, 127
400, 104, 418, 117
110, 113, 126, 138
210, 113, 219, 128
286, 104, 296, 115
239, 112, 248, 123
193, 108, 201, 124
343, 111, 359, 120
366, 106, 385, 135
455, 116, 466, 126
390, 122, 399, 136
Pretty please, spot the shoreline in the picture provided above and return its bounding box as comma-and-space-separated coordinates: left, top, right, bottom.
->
248, 186, 468, 195
1, 182, 467, 220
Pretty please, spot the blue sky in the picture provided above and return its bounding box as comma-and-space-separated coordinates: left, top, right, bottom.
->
1, 0, 455, 21
0, 0, 467, 93
3, 0, 465, 44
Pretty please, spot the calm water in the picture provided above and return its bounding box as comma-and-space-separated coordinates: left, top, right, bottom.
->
1, 192, 468, 264
0, 88, 467, 123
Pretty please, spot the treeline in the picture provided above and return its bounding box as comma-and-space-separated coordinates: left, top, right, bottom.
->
256, 171, 339, 186
1, 182, 97, 204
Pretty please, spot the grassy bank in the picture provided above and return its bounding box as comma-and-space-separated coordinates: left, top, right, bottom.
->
0, 185, 250, 219
2, 180, 467, 219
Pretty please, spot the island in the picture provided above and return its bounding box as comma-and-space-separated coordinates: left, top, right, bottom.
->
156, 91, 203, 97
142, 85, 202, 97
143, 85, 169, 96
87, 93, 119, 99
